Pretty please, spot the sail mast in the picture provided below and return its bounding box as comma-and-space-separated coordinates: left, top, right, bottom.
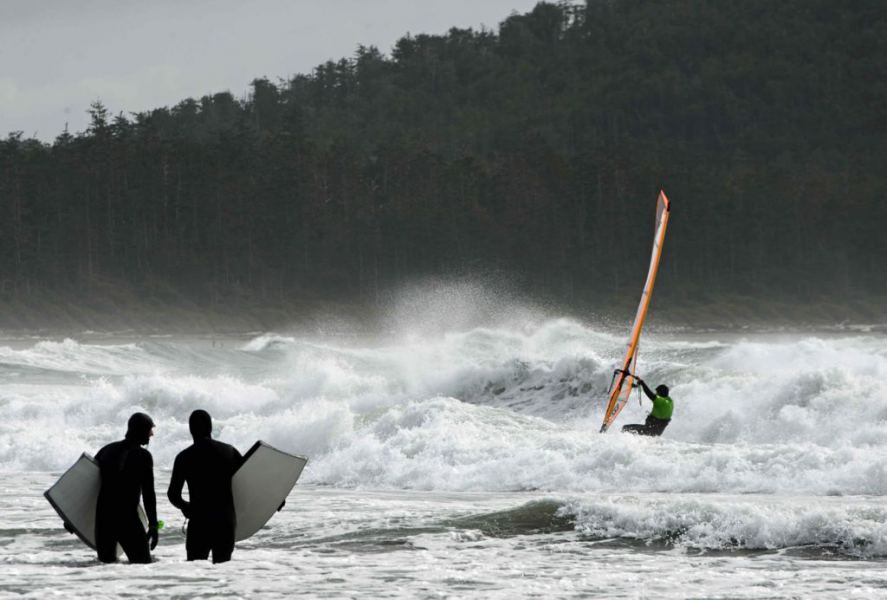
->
600, 190, 671, 433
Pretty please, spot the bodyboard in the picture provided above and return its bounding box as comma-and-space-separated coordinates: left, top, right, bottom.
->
44, 453, 147, 555
233, 441, 307, 541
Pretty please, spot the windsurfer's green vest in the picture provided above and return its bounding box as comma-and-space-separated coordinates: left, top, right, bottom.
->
650, 395, 673, 420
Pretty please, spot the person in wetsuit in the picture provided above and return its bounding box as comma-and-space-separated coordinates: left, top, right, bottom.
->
621, 380, 673, 437
94, 412, 159, 563
167, 410, 243, 563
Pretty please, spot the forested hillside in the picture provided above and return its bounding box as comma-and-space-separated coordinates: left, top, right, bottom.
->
1, 0, 885, 316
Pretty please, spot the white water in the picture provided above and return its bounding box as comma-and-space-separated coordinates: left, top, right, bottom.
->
1, 311, 886, 597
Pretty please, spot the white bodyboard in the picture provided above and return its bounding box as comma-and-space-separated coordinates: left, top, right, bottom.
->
44, 453, 147, 555
233, 441, 307, 541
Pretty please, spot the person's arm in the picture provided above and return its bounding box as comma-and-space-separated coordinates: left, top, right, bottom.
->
167, 454, 191, 518
636, 378, 656, 401
142, 451, 159, 550
141, 452, 158, 526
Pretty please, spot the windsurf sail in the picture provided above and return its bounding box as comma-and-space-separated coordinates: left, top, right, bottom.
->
600, 189, 671, 433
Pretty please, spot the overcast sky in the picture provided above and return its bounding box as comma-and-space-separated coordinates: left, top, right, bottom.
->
0, 0, 539, 141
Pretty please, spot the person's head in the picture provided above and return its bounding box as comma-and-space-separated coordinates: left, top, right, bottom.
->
189, 409, 212, 439
655, 384, 670, 397
125, 412, 155, 446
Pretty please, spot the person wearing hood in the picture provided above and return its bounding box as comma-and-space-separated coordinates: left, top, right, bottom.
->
621, 380, 673, 437
167, 410, 243, 563
94, 412, 159, 563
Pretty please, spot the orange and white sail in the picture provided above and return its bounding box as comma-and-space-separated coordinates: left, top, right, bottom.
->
600, 190, 671, 433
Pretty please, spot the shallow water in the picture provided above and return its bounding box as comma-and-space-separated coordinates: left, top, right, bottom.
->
1, 317, 886, 598
6, 477, 887, 599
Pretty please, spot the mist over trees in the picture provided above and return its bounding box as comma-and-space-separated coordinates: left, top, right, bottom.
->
1, 0, 885, 312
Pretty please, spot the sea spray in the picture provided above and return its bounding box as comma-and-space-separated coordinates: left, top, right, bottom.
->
2, 324, 886, 497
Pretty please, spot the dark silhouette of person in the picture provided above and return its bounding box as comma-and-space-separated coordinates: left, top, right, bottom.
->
621, 380, 673, 437
168, 410, 243, 563
94, 412, 159, 563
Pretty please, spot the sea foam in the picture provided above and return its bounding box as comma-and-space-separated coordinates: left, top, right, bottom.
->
2, 323, 886, 500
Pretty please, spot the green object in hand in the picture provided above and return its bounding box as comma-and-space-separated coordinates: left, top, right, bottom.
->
156, 520, 165, 530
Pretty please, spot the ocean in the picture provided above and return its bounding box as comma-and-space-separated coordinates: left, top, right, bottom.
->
1, 313, 886, 598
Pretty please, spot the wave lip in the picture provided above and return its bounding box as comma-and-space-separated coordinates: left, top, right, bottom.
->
241, 334, 297, 352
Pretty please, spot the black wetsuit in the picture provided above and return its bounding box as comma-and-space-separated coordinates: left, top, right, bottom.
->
168, 437, 243, 563
622, 414, 671, 437
621, 381, 672, 437
94, 439, 157, 563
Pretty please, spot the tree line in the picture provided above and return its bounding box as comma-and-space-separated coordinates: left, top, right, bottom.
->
1, 0, 885, 310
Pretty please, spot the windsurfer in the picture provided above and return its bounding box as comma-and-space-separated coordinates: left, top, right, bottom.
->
621, 379, 673, 437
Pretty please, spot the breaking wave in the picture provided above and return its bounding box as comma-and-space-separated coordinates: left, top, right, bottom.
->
1, 320, 886, 499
